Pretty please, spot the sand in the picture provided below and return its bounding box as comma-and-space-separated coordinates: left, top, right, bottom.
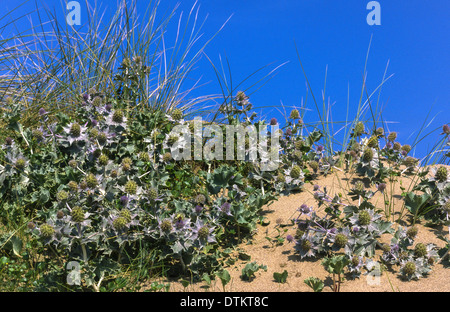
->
145, 166, 450, 292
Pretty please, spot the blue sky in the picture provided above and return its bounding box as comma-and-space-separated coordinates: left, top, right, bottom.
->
3, 0, 449, 159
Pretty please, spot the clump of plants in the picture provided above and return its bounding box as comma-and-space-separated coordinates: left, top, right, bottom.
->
292, 181, 442, 286
0, 62, 285, 291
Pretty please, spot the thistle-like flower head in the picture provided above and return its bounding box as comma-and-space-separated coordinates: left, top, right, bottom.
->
387, 132, 397, 142
171, 108, 183, 121
354, 122, 365, 136
148, 187, 158, 201
401, 144, 412, 154
403, 156, 418, 168
406, 226, 419, 239
71, 206, 85, 223
192, 219, 216, 247
367, 136, 378, 148
235, 91, 249, 106
124, 180, 138, 195
56, 190, 69, 202
435, 166, 448, 182
107, 109, 128, 129
291, 165, 302, 179
40, 223, 55, 238
113, 216, 128, 231
349, 209, 380, 232
289, 109, 300, 120
362, 148, 374, 162
85, 173, 98, 189
62, 122, 88, 145
414, 243, 427, 258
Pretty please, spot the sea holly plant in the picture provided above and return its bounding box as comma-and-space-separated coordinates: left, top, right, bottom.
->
408, 165, 450, 225
291, 178, 441, 283
0, 79, 289, 290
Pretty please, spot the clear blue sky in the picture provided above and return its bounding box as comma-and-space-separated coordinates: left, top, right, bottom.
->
3, 0, 449, 160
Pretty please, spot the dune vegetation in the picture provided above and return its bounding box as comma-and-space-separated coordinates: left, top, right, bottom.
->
0, 1, 448, 292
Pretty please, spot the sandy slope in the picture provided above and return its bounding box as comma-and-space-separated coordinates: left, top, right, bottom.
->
146, 167, 450, 292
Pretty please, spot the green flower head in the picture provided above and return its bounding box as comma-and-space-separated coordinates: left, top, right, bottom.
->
168, 134, 179, 145
124, 180, 138, 195
92, 149, 102, 158
32, 129, 44, 141
113, 217, 127, 231
148, 187, 158, 200
119, 209, 132, 223
404, 156, 418, 168
358, 210, 371, 226
406, 226, 419, 239
351, 256, 361, 267
362, 148, 374, 162
443, 200, 450, 214
160, 219, 172, 233
198, 226, 210, 240
15, 158, 27, 170
414, 243, 427, 258
354, 181, 365, 192
367, 136, 379, 148
171, 108, 183, 121
92, 96, 102, 107
381, 244, 391, 253
403, 261, 416, 275
435, 166, 448, 182
162, 152, 172, 162
112, 110, 124, 124
56, 190, 69, 202
89, 128, 99, 139
139, 151, 150, 162
98, 154, 109, 166
289, 109, 300, 120
291, 165, 302, 179
40, 224, 55, 238
122, 157, 132, 166
68, 181, 78, 192
375, 127, 384, 137
195, 194, 206, 204
68, 159, 77, 169
79, 180, 88, 190
393, 142, 401, 151
71, 206, 85, 223
97, 132, 107, 145
351, 142, 361, 152
294, 140, 304, 150
354, 122, 365, 136
70, 123, 81, 137
300, 239, 312, 252
401, 144, 412, 154
387, 132, 397, 142
309, 161, 319, 172
122, 157, 132, 171
335, 233, 348, 248
56, 210, 65, 219
86, 173, 98, 189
